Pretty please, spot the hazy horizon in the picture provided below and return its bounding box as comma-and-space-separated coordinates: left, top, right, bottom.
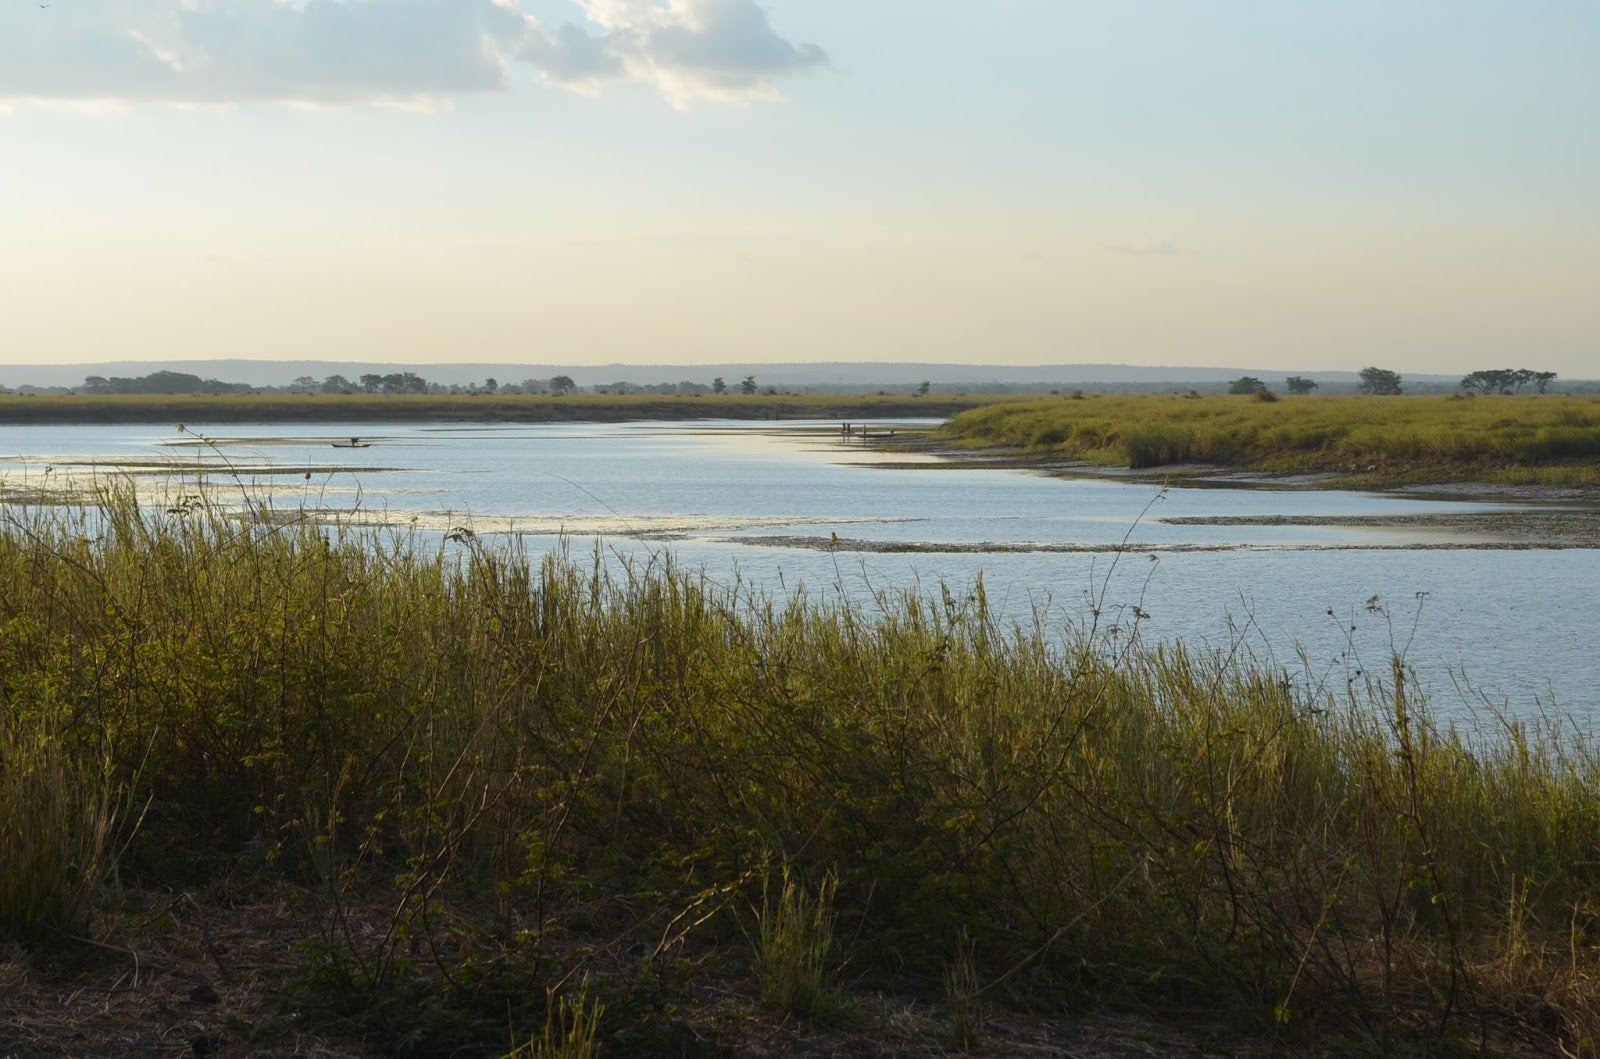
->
3, 2, 1595, 375
7, 357, 1576, 394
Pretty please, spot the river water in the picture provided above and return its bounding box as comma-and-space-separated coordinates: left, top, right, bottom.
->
2, 419, 1595, 722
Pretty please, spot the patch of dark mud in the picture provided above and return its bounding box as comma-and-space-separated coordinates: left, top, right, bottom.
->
704, 535, 1563, 554
1161, 511, 1600, 549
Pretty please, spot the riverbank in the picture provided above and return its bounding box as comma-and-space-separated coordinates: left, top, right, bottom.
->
867, 424, 1600, 550
0, 392, 1014, 425
3, 498, 1598, 1057
928, 393, 1600, 491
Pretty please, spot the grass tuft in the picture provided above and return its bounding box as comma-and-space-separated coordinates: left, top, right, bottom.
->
0, 718, 125, 944
507, 983, 604, 1059
758, 870, 845, 1022
944, 929, 983, 1052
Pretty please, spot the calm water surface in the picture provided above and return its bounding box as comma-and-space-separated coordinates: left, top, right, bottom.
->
2, 419, 1595, 721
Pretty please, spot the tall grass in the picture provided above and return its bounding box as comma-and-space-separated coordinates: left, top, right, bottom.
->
0, 717, 125, 943
2, 493, 1598, 1051
757, 871, 843, 1021
940, 393, 1600, 484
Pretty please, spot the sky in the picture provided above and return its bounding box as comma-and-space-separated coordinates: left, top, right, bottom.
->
1, 0, 1596, 374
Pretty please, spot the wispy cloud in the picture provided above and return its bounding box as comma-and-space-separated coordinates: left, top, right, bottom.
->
1098, 239, 1183, 257
0, 0, 827, 108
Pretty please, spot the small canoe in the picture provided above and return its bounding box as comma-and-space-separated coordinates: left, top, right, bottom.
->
331, 438, 372, 448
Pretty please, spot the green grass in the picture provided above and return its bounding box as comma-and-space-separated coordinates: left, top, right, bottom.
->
0, 392, 1017, 425
938, 393, 1600, 486
757, 871, 845, 1022
0, 717, 126, 944
2, 493, 1599, 1053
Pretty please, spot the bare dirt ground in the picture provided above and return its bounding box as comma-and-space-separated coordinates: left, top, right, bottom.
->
0, 896, 357, 1059
0, 894, 1265, 1059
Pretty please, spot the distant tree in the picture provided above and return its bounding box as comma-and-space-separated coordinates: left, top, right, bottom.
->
739, 375, 757, 395
549, 375, 576, 395
483, 377, 498, 394
1285, 376, 1318, 395
1357, 366, 1403, 396
1461, 369, 1513, 394
1228, 376, 1266, 395
322, 374, 352, 394
89, 370, 232, 396
359, 374, 384, 394
712, 376, 726, 394
917, 380, 931, 396
376, 372, 427, 395
291, 375, 318, 393
1460, 368, 1557, 395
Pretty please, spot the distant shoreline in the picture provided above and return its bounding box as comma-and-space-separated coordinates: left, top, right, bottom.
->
0, 392, 1011, 425
865, 428, 1600, 549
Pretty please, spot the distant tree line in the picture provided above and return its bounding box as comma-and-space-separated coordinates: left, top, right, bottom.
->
81, 371, 254, 396
50, 371, 786, 398
3, 367, 1591, 399
1224, 376, 1316, 396
1459, 368, 1558, 395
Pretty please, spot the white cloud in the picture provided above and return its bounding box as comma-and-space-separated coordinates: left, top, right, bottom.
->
547, 0, 829, 105
0, 0, 826, 107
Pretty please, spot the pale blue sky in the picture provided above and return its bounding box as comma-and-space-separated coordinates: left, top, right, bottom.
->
1, 1, 1595, 373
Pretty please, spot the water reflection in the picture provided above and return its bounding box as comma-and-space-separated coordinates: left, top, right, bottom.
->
1, 419, 1594, 718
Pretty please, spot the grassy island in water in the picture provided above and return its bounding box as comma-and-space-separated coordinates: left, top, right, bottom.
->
937, 394, 1600, 488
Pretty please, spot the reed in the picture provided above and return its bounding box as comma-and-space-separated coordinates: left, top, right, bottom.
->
939, 393, 1600, 485
1, 493, 1597, 1052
